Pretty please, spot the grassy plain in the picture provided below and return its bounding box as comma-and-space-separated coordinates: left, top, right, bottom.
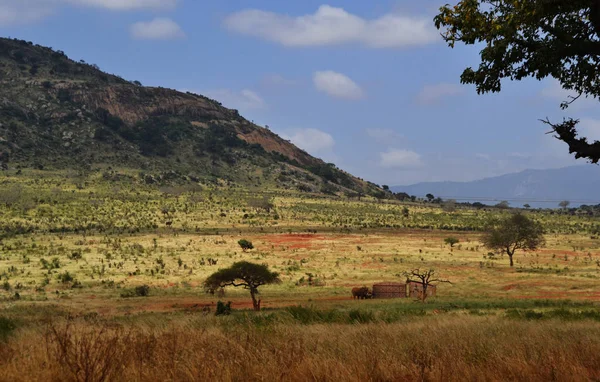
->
1, 169, 600, 380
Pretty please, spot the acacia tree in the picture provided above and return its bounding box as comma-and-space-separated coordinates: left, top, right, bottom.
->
404, 268, 451, 303
559, 200, 571, 209
444, 237, 459, 248
483, 214, 545, 267
435, 1, 600, 163
204, 261, 280, 311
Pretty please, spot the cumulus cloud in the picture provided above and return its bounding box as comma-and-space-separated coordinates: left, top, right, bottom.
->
379, 149, 424, 169
203, 89, 266, 111
130, 18, 185, 40
313, 71, 363, 100
0, 0, 177, 26
416, 83, 464, 105
224, 5, 438, 48
281, 128, 335, 153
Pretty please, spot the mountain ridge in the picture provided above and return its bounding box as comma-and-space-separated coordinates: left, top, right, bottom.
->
0, 37, 381, 195
392, 165, 600, 208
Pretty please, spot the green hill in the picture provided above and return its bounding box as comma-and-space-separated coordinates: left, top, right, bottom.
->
0, 37, 381, 195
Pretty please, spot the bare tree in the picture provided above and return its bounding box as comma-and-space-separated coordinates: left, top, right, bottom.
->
404, 268, 452, 303
559, 200, 571, 210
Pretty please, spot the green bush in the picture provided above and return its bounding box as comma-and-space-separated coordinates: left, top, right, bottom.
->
215, 301, 232, 316
238, 239, 254, 251
0, 317, 16, 342
121, 285, 150, 298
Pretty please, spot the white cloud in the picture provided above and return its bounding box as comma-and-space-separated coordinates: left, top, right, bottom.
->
416, 83, 464, 105
0, 1, 54, 25
0, 0, 177, 26
281, 128, 335, 153
365, 128, 404, 143
313, 71, 363, 100
224, 5, 438, 48
204, 89, 266, 111
475, 153, 491, 161
130, 18, 185, 40
380, 149, 424, 169
67, 0, 177, 10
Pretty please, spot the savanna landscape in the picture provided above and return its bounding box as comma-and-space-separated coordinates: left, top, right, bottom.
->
2, 1, 600, 381
1, 169, 600, 381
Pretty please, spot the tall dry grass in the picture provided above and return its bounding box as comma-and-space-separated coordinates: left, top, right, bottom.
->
1, 315, 600, 381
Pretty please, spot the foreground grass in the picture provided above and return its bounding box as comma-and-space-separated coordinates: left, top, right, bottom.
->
1, 311, 600, 381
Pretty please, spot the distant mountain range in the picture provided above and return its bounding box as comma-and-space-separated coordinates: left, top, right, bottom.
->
392, 166, 600, 208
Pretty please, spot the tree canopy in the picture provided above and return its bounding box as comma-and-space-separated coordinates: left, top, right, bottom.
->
435, 1, 600, 163
204, 261, 280, 311
483, 213, 545, 267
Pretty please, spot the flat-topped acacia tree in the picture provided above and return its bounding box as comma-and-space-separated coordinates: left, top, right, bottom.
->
204, 261, 280, 311
483, 214, 545, 267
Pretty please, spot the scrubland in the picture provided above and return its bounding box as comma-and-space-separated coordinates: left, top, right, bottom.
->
1, 169, 600, 381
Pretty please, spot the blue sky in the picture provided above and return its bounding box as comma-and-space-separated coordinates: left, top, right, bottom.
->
1, 0, 599, 185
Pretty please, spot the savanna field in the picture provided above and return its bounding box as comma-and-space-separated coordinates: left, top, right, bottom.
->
1, 169, 600, 381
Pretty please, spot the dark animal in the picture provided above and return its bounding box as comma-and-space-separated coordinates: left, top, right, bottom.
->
352, 287, 371, 300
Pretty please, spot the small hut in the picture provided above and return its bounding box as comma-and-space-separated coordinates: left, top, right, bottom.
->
407, 281, 437, 298
372, 282, 406, 299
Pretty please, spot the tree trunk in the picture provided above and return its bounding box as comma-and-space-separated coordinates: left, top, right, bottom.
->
250, 289, 260, 311
509, 254, 514, 267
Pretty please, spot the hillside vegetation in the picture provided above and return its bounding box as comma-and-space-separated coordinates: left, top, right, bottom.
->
0, 37, 380, 196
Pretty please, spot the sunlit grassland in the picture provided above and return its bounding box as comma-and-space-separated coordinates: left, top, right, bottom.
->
1, 169, 600, 380
0, 169, 599, 309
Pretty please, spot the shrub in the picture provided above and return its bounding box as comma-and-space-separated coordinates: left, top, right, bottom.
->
445, 237, 459, 247
135, 285, 150, 297
238, 239, 254, 251
120, 285, 150, 298
0, 317, 16, 342
215, 301, 232, 316
58, 272, 74, 284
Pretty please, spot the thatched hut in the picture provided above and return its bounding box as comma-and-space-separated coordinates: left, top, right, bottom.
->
372, 282, 406, 299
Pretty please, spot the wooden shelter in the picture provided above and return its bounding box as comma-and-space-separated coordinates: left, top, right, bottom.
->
372, 282, 406, 299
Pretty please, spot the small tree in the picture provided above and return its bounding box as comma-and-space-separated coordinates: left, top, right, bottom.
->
444, 237, 459, 248
483, 214, 545, 267
495, 200, 510, 209
441, 199, 456, 212
238, 239, 254, 252
204, 261, 280, 311
404, 268, 451, 303
426, 193, 434, 202
523, 204, 531, 209
559, 200, 571, 209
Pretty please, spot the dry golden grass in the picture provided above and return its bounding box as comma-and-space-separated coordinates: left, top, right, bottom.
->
2, 315, 600, 381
